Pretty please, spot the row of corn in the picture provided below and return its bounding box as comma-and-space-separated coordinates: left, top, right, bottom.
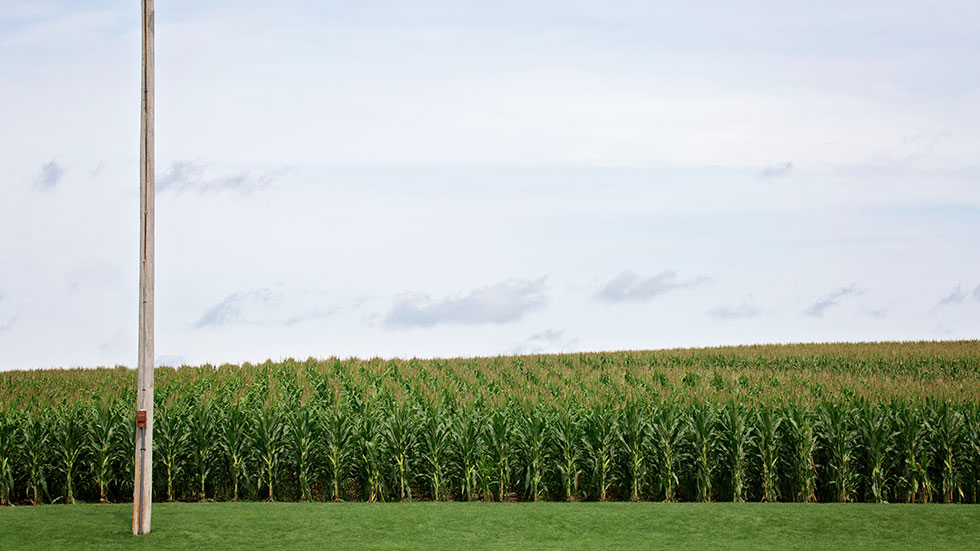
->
1, 397, 978, 504
3, 342, 980, 414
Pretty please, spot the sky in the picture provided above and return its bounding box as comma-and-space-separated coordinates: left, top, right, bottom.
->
1, 1, 978, 371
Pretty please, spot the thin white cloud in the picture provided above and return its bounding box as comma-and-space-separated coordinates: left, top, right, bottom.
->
34, 158, 64, 190
758, 162, 793, 179
803, 284, 865, 317
709, 297, 761, 320
596, 270, 708, 303
385, 278, 547, 328
284, 307, 340, 326
934, 285, 968, 309
194, 288, 281, 328
158, 159, 289, 194
875, 132, 951, 170
505, 328, 574, 355
865, 307, 889, 318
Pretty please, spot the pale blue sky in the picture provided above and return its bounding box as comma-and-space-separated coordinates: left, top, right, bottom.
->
1, 1, 978, 370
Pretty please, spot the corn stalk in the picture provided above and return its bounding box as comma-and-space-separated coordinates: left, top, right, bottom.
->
382, 402, 415, 501
617, 404, 650, 502
186, 401, 214, 501
454, 409, 483, 501
754, 407, 781, 502
651, 405, 684, 502
289, 406, 317, 502
87, 404, 120, 503
0, 413, 17, 505
857, 403, 893, 503
217, 405, 249, 501
53, 407, 85, 504
486, 410, 512, 501
322, 407, 353, 501
817, 401, 858, 503
582, 407, 616, 501
420, 409, 449, 501
687, 403, 716, 502
928, 402, 965, 503
251, 406, 285, 501
154, 404, 187, 502
22, 413, 49, 505
550, 408, 582, 501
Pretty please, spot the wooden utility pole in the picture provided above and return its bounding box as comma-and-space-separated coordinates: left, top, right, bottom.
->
133, 0, 154, 536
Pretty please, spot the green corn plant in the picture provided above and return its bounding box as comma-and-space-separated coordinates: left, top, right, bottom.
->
322, 407, 353, 501
967, 407, 980, 504
581, 407, 617, 502
476, 442, 495, 501
217, 405, 250, 501
519, 407, 549, 501
928, 402, 966, 503
485, 410, 512, 501
0, 412, 17, 505
251, 406, 285, 501
454, 408, 483, 501
617, 403, 650, 502
686, 403, 717, 502
784, 404, 817, 503
186, 401, 214, 501
650, 405, 684, 502
894, 406, 934, 503
420, 409, 450, 501
288, 406, 317, 502
857, 403, 893, 503
550, 407, 582, 502
87, 404, 120, 503
718, 401, 754, 502
381, 402, 416, 501
115, 408, 136, 500
818, 401, 858, 503
359, 407, 385, 502
53, 407, 86, 504
154, 405, 188, 502
22, 412, 49, 505
753, 407, 781, 502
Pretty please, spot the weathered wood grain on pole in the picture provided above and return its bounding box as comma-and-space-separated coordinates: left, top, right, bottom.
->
133, 0, 154, 536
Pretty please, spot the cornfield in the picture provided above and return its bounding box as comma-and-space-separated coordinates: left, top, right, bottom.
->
1, 341, 979, 505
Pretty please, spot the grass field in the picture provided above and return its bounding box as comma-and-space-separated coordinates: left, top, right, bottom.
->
1, 502, 978, 550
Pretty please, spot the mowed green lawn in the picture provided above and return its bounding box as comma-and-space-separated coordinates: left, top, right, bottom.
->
2, 502, 979, 551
